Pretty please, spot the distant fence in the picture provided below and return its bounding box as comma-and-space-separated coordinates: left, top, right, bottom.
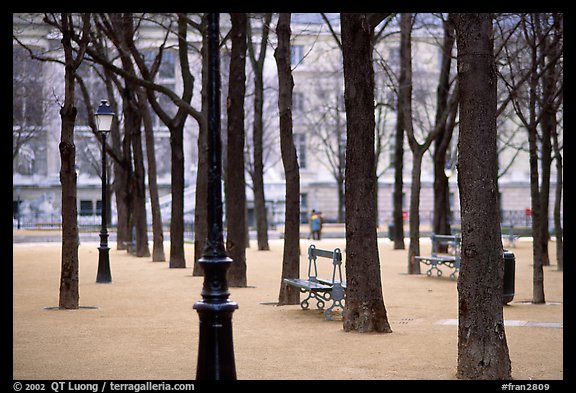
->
13, 209, 560, 237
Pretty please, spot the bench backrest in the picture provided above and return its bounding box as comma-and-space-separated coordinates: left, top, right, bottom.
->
431, 234, 461, 259
307, 244, 344, 284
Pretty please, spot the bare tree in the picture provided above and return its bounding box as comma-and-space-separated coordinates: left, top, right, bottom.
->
341, 12, 392, 333
499, 13, 563, 302
44, 13, 91, 309
400, 13, 458, 274
453, 12, 512, 380
274, 12, 300, 306
225, 13, 249, 287
137, 88, 166, 262
105, 13, 150, 258
247, 13, 273, 251
432, 14, 458, 241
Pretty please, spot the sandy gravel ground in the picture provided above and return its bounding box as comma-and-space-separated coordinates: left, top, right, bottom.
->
12, 232, 562, 380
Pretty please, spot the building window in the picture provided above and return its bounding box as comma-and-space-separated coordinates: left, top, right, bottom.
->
291, 45, 304, 66
80, 200, 94, 216
294, 133, 307, 169
13, 46, 44, 128
300, 193, 308, 223
293, 92, 304, 112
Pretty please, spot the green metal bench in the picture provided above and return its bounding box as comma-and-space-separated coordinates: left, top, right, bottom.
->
283, 244, 346, 320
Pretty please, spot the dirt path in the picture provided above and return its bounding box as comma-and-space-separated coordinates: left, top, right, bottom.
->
13, 236, 562, 380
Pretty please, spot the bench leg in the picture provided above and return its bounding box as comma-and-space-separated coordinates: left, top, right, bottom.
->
450, 267, 459, 280
299, 289, 314, 310
323, 285, 345, 320
300, 290, 330, 310
324, 298, 344, 320
425, 262, 441, 277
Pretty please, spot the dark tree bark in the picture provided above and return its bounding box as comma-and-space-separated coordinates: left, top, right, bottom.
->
274, 13, 300, 306
399, 13, 422, 274
433, 15, 457, 243
453, 13, 512, 380
128, 99, 150, 258
341, 13, 392, 333
392, 90, 405, 250
498, 13, 562, 303
137, 88, 165, 261
158, 14, 194, 268
116, 13, 150, 258
401, 13, 458, 274
552, 123, 563, 271
247, 13, 273, 251
225, 13, 248, 287
168, 121, 186, 267
537, 14, 552, 268
125, 13, 195, 268
549, 14, 563, 272
53, 13, 91, 309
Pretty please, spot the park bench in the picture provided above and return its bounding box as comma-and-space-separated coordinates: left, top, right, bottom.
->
415, 234, 461, 280
283, 244, 346, 320
123, 227, 137, 255
501, 225, 520, 248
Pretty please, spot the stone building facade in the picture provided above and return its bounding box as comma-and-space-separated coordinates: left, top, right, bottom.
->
13, 13, 561, 231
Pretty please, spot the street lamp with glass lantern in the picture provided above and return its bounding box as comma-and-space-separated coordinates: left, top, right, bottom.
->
95, 99, 114, 284
193, 13, 238, 380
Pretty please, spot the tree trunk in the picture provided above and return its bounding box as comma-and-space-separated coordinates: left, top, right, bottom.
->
454, 13, 512, 380
252, 71, 269, 251
126, 93, 150, 258
117, 13, 150, 259
59, 102, 80, 309
58, 13, 82, 310
433, 16, 456, 242
538, 21, 554, 267
226, 13, 248, 288
407, 152, 422, 274
399, 13, 422, 274
169, 123, 186, 267
549, 13, 563, 272
138, 89, 165, 262
113, 157, 131, 251
275, 13, 301, 306
525, 15, 546, 303
528, 122, 545, 303
341, 13, 392, 333
393, 97, 405, 250
552, 125, 563, 271
247, 14, 272, 251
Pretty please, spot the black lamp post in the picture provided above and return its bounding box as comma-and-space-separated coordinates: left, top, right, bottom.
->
193, 13, 238, 380
95, 100, 114, 284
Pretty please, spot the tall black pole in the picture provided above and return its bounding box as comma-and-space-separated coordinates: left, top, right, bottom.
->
193, 12, 238, 380
96, 131, 112, 283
